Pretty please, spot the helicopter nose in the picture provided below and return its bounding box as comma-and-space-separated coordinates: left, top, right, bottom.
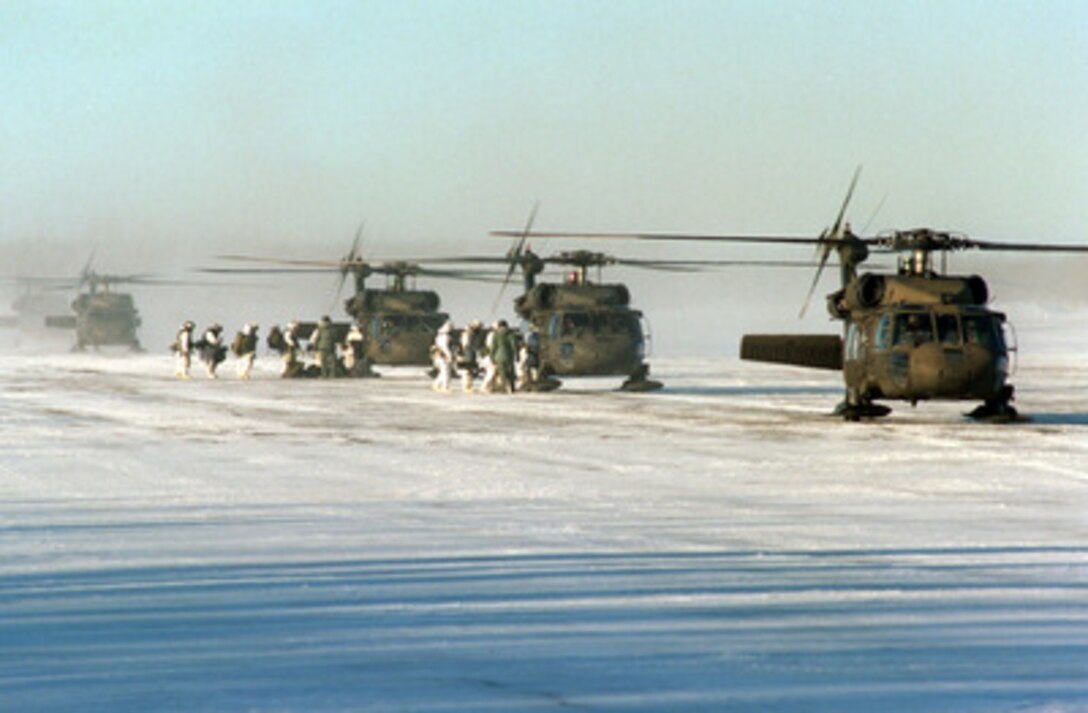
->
909, 343, 970, 397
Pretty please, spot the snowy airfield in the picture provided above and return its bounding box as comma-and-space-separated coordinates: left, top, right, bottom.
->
2, 334, 1087, 711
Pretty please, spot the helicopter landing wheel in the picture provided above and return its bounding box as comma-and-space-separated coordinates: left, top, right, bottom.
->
834, 398, 891, 421
620, 363, 663, 392
522, 377, 562, 392
966, 386, 1025, 423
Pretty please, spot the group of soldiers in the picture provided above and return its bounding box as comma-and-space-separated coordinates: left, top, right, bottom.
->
430, 318, 541, 394
172, 315, 543, 392
267, 316, 375, 379
172, 321, 260, 380
172, 316, 374, 380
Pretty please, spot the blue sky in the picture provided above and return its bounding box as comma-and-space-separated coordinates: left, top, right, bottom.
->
2, 1, 1086, 271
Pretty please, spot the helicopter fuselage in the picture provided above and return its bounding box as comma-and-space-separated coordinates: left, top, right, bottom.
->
529, 307, 647, 377
516, 282, 649, 378
843, 303, 1011, 405
345, 288, 448, 366
742, 270, 1016, 417
71, 292, 142, 349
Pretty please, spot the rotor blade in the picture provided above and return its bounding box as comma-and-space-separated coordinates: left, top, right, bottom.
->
217, 254, 353, 268
80, 248, 97, 281
407, 255, 514, 265
968, 239, 1088, 252
799, 168, 862, 318
493, 202, 539, 314
490, 230, 824, 245
333, 220, 368, 311
614, 258, 823, 270
860, 191, 888, 236
830, 165, 862, 238
349, 220, 366, 261
799, 231, 834, 319
199, 266, 343, 275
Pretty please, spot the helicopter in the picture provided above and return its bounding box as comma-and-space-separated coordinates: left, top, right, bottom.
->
68, 269, 149, 350
1, 262, 150, 350
205, 233, 500, 370
439, 217, 818, 392
0, 282, 74, 332
492, 175, 1088, 419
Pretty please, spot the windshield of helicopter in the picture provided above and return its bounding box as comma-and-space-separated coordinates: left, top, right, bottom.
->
550, 312, 639, 339
935, 313, 961, 346
374, 314, 435, 337
892, 311, 934, 347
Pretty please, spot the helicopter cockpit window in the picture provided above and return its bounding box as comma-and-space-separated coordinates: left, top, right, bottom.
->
893, 312, 934, 347
560, 313, 590, 335
612, 314, 637, 335
962, 315, 1004, 352
935, 314, 961, 346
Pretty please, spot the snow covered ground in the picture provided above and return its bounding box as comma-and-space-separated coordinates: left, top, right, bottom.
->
2, 347, 1087, 712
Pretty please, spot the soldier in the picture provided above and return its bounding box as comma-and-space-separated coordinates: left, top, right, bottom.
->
282, 321, 303, 378
432, 320, 454, 392
521, 322, 541, 387
197, 323, 226, 379
489, 319, 518, 393
458, 319, 483, 392
342, 322, 365, 375
313, 315, 338, 378
233, 323, 259, 379
173, 320, 195, 379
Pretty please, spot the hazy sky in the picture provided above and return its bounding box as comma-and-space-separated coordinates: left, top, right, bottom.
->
2, 1, 1086, 349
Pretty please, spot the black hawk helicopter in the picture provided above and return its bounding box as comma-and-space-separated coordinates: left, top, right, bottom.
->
0, 282, 74, 332
493, 174, 1088, 420
68, 269, 146, 350
1, 259, 155, 350
434, 211, 817, 392
205, 231, 499, 369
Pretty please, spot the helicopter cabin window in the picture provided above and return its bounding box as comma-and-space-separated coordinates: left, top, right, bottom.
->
935, 314, 961, 346
874, 315, 892, 351
893, 312, 934, 347
548, 314, 562, 340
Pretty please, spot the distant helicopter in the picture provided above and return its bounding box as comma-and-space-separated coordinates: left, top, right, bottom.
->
206, 232, 499, 368
68, 269, 145, 350
506, 174, 1088, 419
0, 282, 73, 332
1, 261, 152, 350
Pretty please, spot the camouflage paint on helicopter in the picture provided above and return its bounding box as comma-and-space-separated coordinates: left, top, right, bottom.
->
431, 225, 816, 391
509, 172, 1088, 420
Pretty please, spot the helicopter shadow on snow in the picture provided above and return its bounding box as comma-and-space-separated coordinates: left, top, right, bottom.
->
1021, 412, 1088, 427
661, 383, 842, 398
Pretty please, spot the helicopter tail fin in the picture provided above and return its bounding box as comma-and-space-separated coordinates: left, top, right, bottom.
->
740, 334, 842, 371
